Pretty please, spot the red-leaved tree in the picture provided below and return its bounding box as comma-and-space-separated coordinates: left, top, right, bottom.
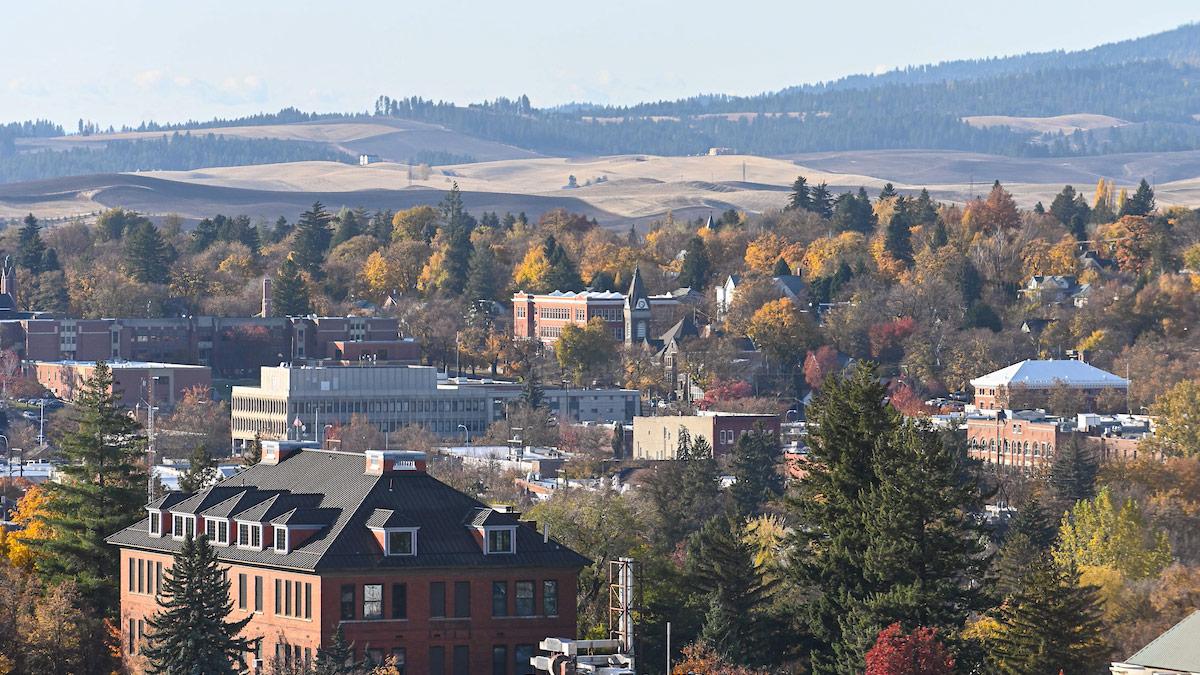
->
868, 317, 917, 363
697, 378, 753, 410
803, 345, 840, 391
864, 623, 954, 675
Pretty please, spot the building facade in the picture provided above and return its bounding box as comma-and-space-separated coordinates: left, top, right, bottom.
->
969, 359, 1129, 412
31, 360, 212, 409
107, 444, 587, 675
631, 412, 780, 460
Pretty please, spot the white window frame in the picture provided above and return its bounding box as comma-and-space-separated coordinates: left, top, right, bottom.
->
383, 528, 418, 557
485, 527, 516, 555
274, 526, 288, 554
148, 510, 162, 537
236, 521, 263, 550
205, 518, 229, 546
172, 514, 195, 541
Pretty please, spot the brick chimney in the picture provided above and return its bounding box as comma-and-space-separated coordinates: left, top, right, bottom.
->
365, 450, 427, 475
261, 276, 272, 317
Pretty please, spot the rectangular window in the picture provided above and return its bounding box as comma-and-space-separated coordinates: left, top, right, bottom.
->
128, 558, 135, 592
205, 519, 218, 540
391, 648, 407, 674
430, 581, 446, 618
515, 645, 534, 675
487, 529, 513, 554
454, 581, 471, 618
366, 649, 384, 666
364, 583, 383, 619
137, 558, 144, 594
387, 530, 414, 556
543, 580, 558, 617
304, 583, 312, 619
492, 581, 508, 617
238, 574, 247, 609
149, 511, 160, 535
275, 528, 287, 552
185, 517, 195, 540
392, 583, 408, 619
254, 576, 263, 612
173, 514, 184, 537
128, 618, 135, 654
156, 562, 162, 594
218, 520, 228, 544
492, 645, 508, 675
275, 579, 282, 614
294, 579, 302, 618
515, 581, 534, 616
284, 580, 292, 616
429, 646, 445, 675
341, 584, 355, 620
238, 522, 248, 545
453, 645, 470, 675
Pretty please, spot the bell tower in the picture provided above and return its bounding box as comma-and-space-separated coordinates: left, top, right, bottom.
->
623, 266, 650, 345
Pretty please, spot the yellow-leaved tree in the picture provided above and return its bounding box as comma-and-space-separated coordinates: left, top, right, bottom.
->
746, 298, 817, 369
5, 485, 53, 569
513, 243, 552, 292
1054, 486, 1172, 581
1142, 379, 1200, 458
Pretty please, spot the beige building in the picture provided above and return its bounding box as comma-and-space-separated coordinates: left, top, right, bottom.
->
631, 412, 780, 460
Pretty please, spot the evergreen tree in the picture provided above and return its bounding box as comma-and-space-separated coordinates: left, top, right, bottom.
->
1048, 437, 1097, 510
1033, 201, 1046, 215
884, 197, 915, 264
690, 513, 774, 666
878, 183, 898, 201
123, 221, 170, 284
987, 555, 1108, 675
588, 270, 616, 292
178, 445, 216, 493
1120, 178, 1156, 217
242, 434, 262, 467
930, 219, 949, 249
787, 176, 812, 211
646, 429, 723, 548
272, 254, 311, 316
521, 364, 544, 409
1049, 186, 1092, 240
464, 244, 502, 303
32, 361, 145, 617
291, 202, 334, 274
729, 427, 784, 517
313, 625, 359, 675
17, 213, 46, 273
331, 207, 362, 247
678, 235, 712, 290
271, 216, 292, 243
23, 270, 69, 313
142, 535, 254, 675
833, 188, 878, 234
913, 188, 939, 225
991, 499, 1059, 601
542, 236, 582, 292
772, 257, 793, 277
41, 247, 60, 272
810, 182, 834, 218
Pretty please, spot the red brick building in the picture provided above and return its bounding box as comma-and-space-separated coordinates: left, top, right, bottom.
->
32, 360, 212, 409
969, 359, 1128, 412
966, 412, 1072, 469
107, 444, 587, 674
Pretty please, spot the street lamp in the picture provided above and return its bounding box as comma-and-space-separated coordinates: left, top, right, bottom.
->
457, 424, 470, 445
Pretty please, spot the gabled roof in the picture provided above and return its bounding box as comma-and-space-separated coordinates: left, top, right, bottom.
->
365, 508, 420, 529
970, 359, 1129, 389
107, 449, 588, 572
1120, 610, 1200, 671
773, 274, 804, 298
146, 492, 190, 511
658, 315, 699, 348
466, 507, 520, 528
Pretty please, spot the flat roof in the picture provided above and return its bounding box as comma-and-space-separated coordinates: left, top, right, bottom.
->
33, 360, 210, 370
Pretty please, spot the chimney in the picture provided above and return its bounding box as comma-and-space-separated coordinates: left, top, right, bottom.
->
260, 439, 317, 465
365, 450, 427, 475
261, 276, 273, 317
0, 256, 16, 300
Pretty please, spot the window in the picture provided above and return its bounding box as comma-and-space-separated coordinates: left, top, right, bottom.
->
341, 584, 355, 620
430, 581, 446, 618
237, 522, 261, 548
391, 583, 408, 619
238, 574, 247, 609
486, 528, 514, 554
515, 581, 534, 616
453, 645, 470, 675
515, 645, 535, 675
365, 649, 385, 666
275, 579, 282, 614
155, 562, 162, 594
305, 582, 312, 619
492, 645, 508, 675
364, 584, 383, 619
148, 511, 161, 536
137, 558, 144, 594
285, 580, 292, 616
128, 558, 135, 591
492, 581, 508, 617
453, 581, 471, 618
205, 518, 228, 544
128, 618, 135, 654
391, 648, 407, 674
429, 647, 446, 675
386, 529, 415, 556
254, 576, 263, 612
275, 527, 288, 553
543, 580, 558, 617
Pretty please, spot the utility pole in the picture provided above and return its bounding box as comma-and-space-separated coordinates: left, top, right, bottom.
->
146, 377, 156, 499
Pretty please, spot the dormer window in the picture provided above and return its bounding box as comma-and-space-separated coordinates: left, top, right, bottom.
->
275, 527, 288, 554
148, 510, 162, 537
237, 522, 262, 549
172, 514, 195, 541
204, 518, 229, 546
386, 529, 417, 556
486, 527, 515, 555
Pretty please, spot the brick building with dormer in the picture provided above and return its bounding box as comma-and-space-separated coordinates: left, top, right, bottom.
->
107, 441, 587, 675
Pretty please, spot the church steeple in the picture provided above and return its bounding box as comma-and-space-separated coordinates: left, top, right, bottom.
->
623, 266, 651, 344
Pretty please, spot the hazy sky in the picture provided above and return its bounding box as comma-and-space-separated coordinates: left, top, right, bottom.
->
4, 1, 1197, 128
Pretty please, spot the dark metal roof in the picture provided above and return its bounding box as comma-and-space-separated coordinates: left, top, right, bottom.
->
465, 507, 519, 528
365, 508, 420, 529
146, 492, 190, 511
107, 449, 588, 572
1122, 609, 1200, 671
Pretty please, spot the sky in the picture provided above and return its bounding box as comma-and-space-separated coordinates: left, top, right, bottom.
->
3, 0, 1198, 129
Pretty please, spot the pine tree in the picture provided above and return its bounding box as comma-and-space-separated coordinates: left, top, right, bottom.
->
913, 188, 939, 225
142, 535, 254, 675
646, 429, 723, 548
787, 176, 812, 211
272, 254, 311, 316
930, 220, 949, 249
41, 247, 60, 272
810, 182, 833, 218
678, 235, 712, 290
878, 183, 898, 201
178, 445, 216, 493
291, 202, 334, 274
313, 625, 359, 675
463, 244, 501, 303
521, 363, 544, 409
271, 216, 292, 243
242, 434, 262, 467
987, 555, 1108, 675
884, 197, 915, 264
1048, 437, 1097, 510
123, 221, 170, 284
729, 427, 783, 517
17, 213, 46, 273
32, 362, 145, 617
690, 513, 774, 666
1120, 178, 1156, 217
330, 208, 362, 248
772, 257, 793, 277
542, 236, 582, 292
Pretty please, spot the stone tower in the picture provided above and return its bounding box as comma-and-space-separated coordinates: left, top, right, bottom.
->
623, 266, 650, 345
